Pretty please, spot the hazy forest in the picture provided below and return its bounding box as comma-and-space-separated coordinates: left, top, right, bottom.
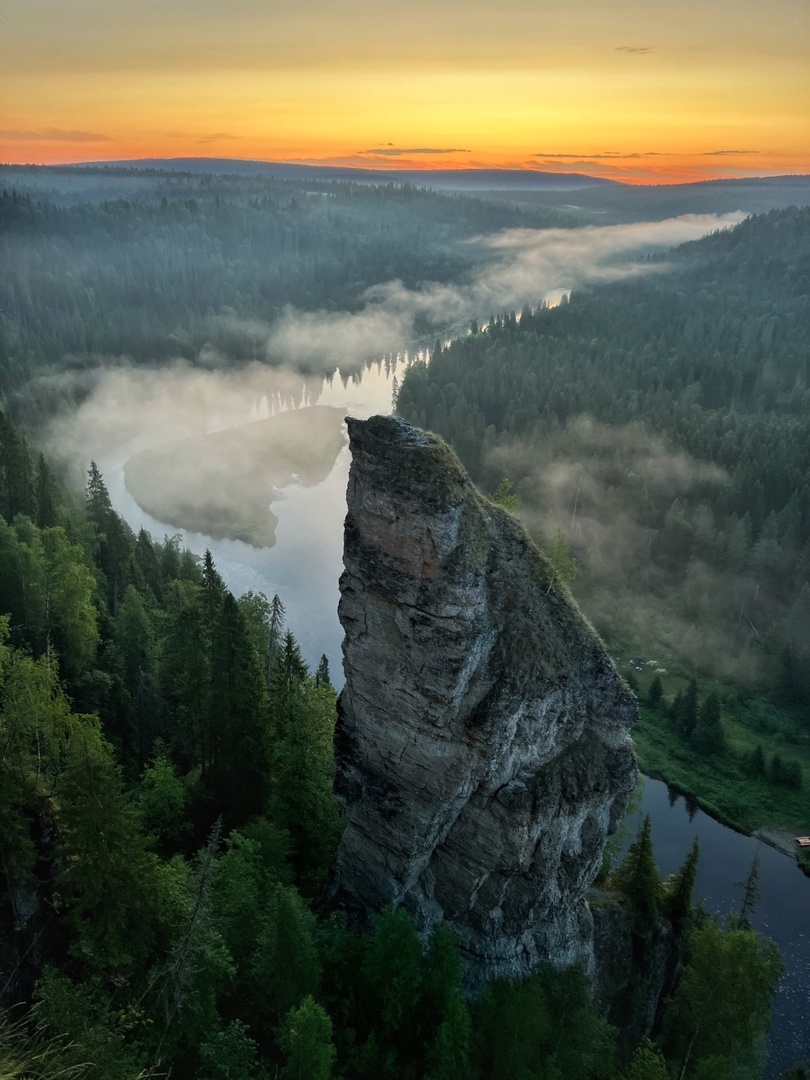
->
0, 163, 809, 1079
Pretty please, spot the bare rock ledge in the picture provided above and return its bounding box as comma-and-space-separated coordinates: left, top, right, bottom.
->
332, 415, 637, 988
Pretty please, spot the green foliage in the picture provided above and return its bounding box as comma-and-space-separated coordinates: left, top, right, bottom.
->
625, 1039, 669, 1080
659, 921, 783, 1079
55, 721, 163, 972
280, 996, 336, 1080
544, 528, 577, 588
492, 477, 519, 512
746, 743, 767, 778
0, 1005, 92, 1079
0, 626, 76, 883
137, 745, 191, 855
249, 884, 321, 1028
664, 837, 700, 928
397, 208, 810, 693
611, 815, 661, 921
423, 927, 472, 1080
150, 823, 234, 1050
315, 653, 332, 688
271, 683, 342, 894
633, 700, 810, 839
472, 965, 616, 1080
693, 692, 725, 754
198, 1020, 258, 1080
33, 971, 147, 1079
0, 516, 98, 679
360, 907, 424, 1053
646, 676, 663, 710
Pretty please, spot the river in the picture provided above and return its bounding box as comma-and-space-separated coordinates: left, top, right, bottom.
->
99, 359, 807, 1077
629, 778, 809, 1076
98, 357, 400, 673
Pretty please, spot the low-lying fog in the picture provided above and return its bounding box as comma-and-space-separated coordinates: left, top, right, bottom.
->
44, 212, 745, 671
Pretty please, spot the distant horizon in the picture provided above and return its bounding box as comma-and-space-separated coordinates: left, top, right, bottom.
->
3, 0, 807, 184
5, 156, 810, 190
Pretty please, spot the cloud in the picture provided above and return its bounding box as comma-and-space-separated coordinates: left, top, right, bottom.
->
702, 149, 760, 156
485, 417, 761, 681
358, 147, 471, 156
534, 152, 669, 160
615, 45, 653, 53
197, 131, 240, 143
261, 212, 746, 366
0, 128, 111, 143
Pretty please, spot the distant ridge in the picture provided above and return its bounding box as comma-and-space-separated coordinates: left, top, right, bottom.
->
74, 157, 617, 190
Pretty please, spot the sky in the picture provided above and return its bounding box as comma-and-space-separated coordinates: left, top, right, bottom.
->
1, 0, 808, 182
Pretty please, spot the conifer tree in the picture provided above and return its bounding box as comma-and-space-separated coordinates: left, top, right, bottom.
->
267, 593, 286, 680
209, 591, 271, 823
646, 675, 663, 710
250, 884, 321, 1027
677, 678, 700, 739
315, 654, 332, 688
612, 814, 661, 921
269, 630, 309, 732
694, 691, 724, 753
747, 744, 766, 778
665, 837, 700, 928
35, 453, 59, 528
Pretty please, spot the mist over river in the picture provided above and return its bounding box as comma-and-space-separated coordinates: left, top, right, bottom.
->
99, 357, 400, 672
96, 355, 808, 1078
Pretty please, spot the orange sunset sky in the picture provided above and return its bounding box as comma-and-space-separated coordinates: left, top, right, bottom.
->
1, 0, 808, 183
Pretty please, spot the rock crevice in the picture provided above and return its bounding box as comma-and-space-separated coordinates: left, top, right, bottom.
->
332, 414, 637, 987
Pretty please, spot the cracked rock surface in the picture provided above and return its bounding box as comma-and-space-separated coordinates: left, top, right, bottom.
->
332, 414, 637, 987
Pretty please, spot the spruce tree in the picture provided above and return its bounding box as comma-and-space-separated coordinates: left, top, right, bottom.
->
612, 814, 661, 921
678, 678, 700, 739
646, 675, 663, 710
694, 692, 724, 753
748, 744, 766, 778
35, 453, 59, 528
315, 654, 332, 688
209, 591, 271, 823
665, 837, 700, 928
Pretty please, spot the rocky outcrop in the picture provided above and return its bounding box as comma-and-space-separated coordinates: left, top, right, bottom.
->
332, 415, 637, 987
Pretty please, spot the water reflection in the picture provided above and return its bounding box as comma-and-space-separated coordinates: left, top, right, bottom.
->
101, 357, 402, 671
99, 359, 806, 1075
628, 777, 809, 1077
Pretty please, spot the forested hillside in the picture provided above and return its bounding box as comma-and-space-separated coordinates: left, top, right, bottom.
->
0, 173, 567, 424
0, 168, 796, 1078
0, 410, 783, 1080
397, 206, 810, 835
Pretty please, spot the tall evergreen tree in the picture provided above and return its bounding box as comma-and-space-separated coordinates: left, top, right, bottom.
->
612, 814, 661, 921
677, 679, 700, 739
693, 691, 725, 753
665, 837, 700, 928
209, 592, 271, 823
34, 453, 59, 528
646, 675, 664, 710
315, 654, 332, 688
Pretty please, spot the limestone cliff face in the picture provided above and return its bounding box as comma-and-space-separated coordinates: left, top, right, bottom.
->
333, 414, 637, 987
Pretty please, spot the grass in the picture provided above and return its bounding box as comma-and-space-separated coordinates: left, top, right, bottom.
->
632, 706, 810, 836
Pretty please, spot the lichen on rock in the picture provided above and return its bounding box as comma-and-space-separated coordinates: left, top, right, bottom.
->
332, 414, 637, 987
